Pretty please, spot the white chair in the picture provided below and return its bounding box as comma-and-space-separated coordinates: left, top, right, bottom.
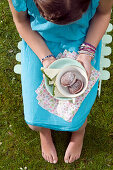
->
14, 23, 113, 97
98, 23, 112, 97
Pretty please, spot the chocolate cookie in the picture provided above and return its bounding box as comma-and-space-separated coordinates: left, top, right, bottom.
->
60, 71, 76, 87
68, 79, 83, 94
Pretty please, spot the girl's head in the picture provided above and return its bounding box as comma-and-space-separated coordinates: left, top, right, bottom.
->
34, 0, 91, 25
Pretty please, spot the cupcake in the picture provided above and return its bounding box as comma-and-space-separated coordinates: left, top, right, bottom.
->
60, 71, 76, 87
68, 79, 84, 94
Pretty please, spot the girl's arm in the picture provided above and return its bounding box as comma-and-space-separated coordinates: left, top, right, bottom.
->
77, 0, 113, 78
8, 0, 56, 66
85, 0, 113, 47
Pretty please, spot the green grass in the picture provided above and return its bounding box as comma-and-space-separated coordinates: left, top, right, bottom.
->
0, 1, 113, 169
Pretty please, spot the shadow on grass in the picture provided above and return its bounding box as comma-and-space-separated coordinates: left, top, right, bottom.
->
51, 124, 112, 161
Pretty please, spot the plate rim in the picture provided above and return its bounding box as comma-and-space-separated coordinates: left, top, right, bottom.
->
44, 58, 88, 100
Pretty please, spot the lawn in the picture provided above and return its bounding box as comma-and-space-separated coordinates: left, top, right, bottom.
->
0, 1, 113, 170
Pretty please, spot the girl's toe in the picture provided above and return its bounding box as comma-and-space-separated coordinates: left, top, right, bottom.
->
52, 156, 58, 164
69, 155, 75, 163
64, 153, 70, 163
47, 155, 50, 162
49, 154, 53, 163
42, 153, 48, 162
75, 154, 80, 160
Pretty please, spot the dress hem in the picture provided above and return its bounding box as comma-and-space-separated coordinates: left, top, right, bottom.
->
25, 118, 86, 132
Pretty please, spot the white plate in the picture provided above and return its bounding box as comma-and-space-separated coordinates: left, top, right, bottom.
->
55, 65, 88, 98
45, 58, 88, 100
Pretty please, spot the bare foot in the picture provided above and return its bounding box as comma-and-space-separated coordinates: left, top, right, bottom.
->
39, 128, 58, 164
64, 129, 85, 163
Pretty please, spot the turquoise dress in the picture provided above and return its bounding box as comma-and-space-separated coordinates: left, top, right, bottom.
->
12, 0, 101, 131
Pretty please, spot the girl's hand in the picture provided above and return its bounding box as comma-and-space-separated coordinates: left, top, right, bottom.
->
42, 56, 56, 79
76, 53, 92, 80
42, 56, 56, 68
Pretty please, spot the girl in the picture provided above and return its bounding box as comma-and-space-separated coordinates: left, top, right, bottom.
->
8, 0, 113, 164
